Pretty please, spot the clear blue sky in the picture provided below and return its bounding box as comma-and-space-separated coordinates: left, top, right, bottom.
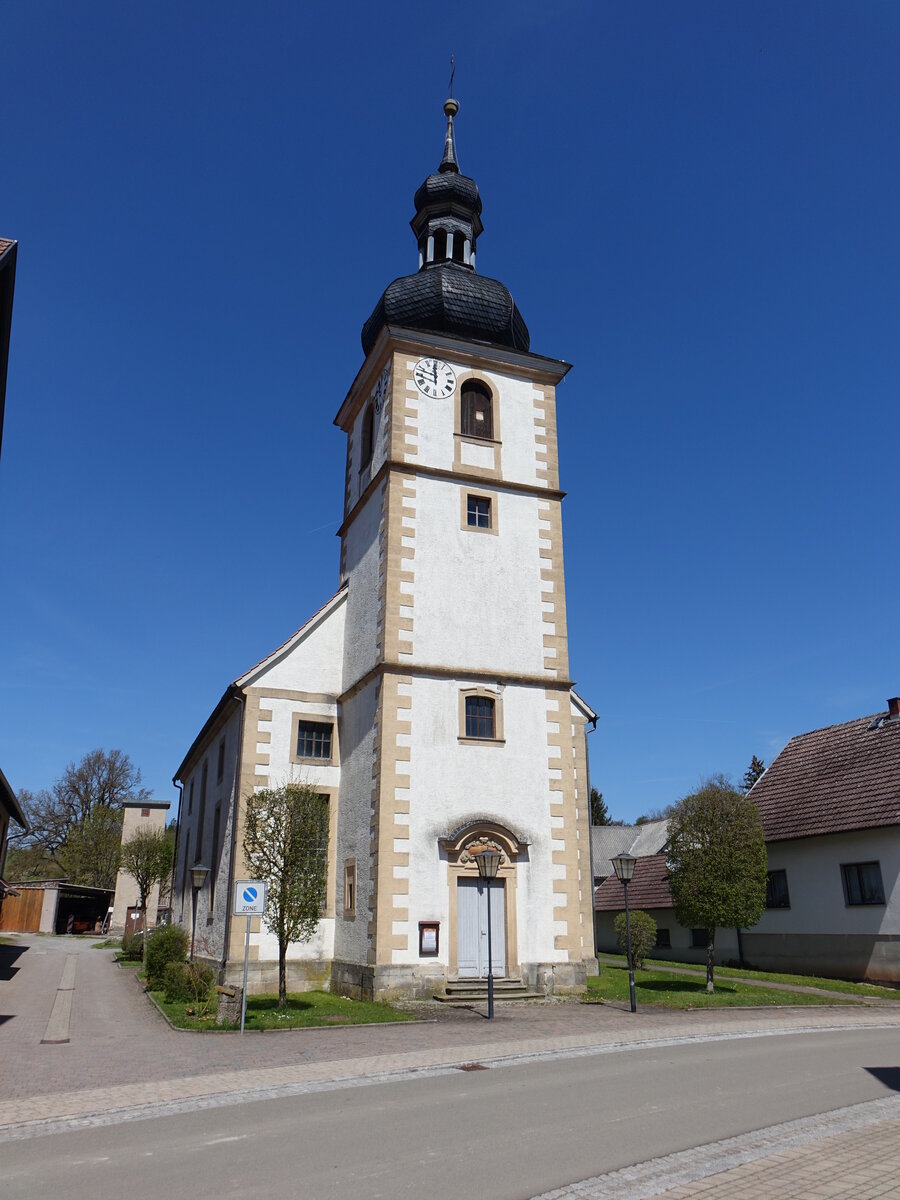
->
2, 2, 898, 822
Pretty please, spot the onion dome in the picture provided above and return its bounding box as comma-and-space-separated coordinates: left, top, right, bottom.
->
361, 98, 530, 356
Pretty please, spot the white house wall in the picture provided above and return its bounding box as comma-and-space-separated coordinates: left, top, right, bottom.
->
744, 827, 900, 981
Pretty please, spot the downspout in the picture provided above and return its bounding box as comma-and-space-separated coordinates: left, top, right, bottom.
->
220, 689, 245, 981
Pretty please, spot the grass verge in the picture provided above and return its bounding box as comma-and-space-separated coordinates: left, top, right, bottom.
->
586, 962, 853, 1008
151, 988, 416, 1031
596, 954, 899, 1000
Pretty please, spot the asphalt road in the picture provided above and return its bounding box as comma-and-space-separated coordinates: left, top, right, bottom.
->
5, 1027, 900, 1200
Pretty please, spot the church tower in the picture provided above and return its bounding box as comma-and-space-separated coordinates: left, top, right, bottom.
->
173, 95, 595, 1000
332, 98, 596, 998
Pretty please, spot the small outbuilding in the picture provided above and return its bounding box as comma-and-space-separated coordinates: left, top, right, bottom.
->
0, 880, 113, 934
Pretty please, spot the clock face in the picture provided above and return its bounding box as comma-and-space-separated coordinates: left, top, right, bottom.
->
413, 358, 456, 398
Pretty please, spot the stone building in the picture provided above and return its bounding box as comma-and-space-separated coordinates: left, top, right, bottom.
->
173, 98, 597, 1000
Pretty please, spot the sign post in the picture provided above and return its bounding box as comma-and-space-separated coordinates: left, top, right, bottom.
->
233, 880, 267, 1034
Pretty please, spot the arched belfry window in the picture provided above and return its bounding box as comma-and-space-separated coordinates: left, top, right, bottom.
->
360, 404, 375, 470
461, 381, 493, 440
452, 235, 466, 264
433, 228, 448, 262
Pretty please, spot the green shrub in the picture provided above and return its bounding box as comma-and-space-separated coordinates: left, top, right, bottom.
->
121, 928, 144, 961
163, 960, 214, 1010
145, 923, 189, 988
614, 909, 657, 969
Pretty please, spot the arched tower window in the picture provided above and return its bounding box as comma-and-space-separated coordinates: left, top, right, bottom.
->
461, 381, 493, 440
432, 229, 448, 262
360, 404, 375, 469
452, 235, 466, 264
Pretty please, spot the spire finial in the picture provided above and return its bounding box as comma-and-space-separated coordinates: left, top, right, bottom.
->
440, 72, 460, 175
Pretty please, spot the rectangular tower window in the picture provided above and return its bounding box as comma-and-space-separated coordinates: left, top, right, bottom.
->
465, 695, 495, 739
467, 496, 491, 528
344, 859, 356, 918
217, 738, 225, 783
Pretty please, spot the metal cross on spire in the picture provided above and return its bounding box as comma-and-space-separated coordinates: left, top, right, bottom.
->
449, 54, 455, 98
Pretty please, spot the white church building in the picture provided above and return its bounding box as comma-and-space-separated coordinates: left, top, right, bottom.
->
173, 98, 597, 1000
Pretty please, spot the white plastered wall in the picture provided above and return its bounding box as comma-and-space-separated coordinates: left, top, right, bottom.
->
341, 485, 383, 690
393, 675, 565, 968
410, 359, 546, 488
410, 479, 549, 676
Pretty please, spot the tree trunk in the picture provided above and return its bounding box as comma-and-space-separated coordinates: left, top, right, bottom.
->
706, 928, 716, 993
278, 937, 287, 1007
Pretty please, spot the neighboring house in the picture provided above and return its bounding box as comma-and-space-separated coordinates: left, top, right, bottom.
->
592, 821, 741, 964
594, 697, 900, 982
173, 96, 598, 1002
0, 766, 28, 909
109, 801, 171, 934
744, 696, 900, 982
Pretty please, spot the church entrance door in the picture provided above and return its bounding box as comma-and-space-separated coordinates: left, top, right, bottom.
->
457, 878, 506, 978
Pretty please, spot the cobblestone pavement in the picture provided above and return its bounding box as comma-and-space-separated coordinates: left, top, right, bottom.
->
5, 931, 900, 1198
535, 1098, 900, 1199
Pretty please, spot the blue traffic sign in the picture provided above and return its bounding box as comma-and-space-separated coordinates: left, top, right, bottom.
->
243, 886, 257, 904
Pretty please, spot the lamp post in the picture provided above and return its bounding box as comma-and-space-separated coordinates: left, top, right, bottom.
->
473, 848, 501, 1020
190, 864, 209, 961
610, 853, 637, 1013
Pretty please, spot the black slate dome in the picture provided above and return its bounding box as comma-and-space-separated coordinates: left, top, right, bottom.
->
361, 97, 530, 356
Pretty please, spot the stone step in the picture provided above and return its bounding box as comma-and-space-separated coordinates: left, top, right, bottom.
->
436, 978, 543, 1003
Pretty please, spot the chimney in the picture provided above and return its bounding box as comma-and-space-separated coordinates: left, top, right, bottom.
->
889, 697, 900, 718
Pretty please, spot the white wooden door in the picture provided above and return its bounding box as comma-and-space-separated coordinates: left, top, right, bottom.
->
457, 878, 506, 978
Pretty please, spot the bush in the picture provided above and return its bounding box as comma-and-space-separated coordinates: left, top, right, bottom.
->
163, 961, 214, 1010
145, 923, 189, 988
121, 928, 144, 961
614, 909, 657, 969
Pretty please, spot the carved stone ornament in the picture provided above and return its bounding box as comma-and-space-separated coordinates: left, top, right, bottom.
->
459, 837, 506, 867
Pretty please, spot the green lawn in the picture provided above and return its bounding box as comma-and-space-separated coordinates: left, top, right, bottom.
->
597, 953, 900, 1000
587, 962, 853, 1008
150, 988, 416, 1031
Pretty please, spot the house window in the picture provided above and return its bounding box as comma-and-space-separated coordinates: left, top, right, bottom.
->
217, 738, 225, 783
841, 861, 885, 906
195, 761, 208, 862
294, 719, 334, 762
655, 928, 671, 948
360, 405, 374, 470
461, 381, 493, 439
210, 804, 221, 910
344, 859, 356, 918
766, 869, 790, 909
141, 807, 150, 818
691, 928, 707, 948
467, 495, 491, 528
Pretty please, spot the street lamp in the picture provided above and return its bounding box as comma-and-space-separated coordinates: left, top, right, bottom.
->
473, 848, 501, 1020
610, 853, 637, 1013
190, 864, 209, 961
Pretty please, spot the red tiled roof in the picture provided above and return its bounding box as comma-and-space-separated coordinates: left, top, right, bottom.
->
750, 712, 900, 842
594, 854, 673, 911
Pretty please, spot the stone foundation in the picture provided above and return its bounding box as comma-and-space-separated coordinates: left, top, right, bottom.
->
521, 959, 589, 995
